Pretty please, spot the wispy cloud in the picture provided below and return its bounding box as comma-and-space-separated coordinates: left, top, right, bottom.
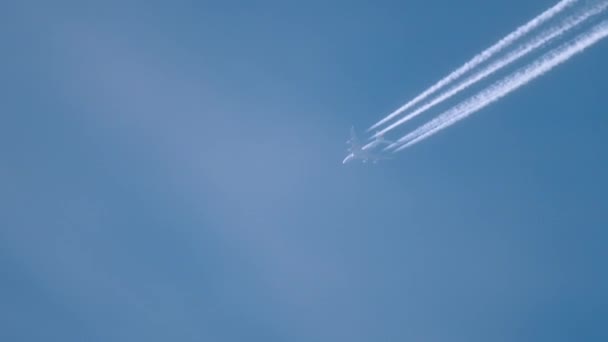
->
393, 20, 608, 151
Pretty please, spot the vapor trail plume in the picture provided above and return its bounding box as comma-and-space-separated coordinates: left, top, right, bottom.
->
392, 20, 608, 151
372, 2, 607, 138
368, 0, 578, 132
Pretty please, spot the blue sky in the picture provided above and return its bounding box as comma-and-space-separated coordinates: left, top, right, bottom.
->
2, 0, 607, 341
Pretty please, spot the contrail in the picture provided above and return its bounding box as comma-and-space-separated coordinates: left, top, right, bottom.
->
392, 20, 608, 152
371, 1, 608, 139
368, 0, 578, 132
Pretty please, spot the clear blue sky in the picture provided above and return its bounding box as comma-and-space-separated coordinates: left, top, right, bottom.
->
2, 0, 607, 341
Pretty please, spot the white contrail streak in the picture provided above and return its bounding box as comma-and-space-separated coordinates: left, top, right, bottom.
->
392, 20, 608, 152
371, 1, 608, 139
368, 0, 578, 132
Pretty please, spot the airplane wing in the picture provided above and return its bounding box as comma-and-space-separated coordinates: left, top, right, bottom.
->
358, 149, 393, 162
366, 153, 393, 161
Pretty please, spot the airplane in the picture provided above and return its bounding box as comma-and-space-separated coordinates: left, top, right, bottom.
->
343, 126, 393, 164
